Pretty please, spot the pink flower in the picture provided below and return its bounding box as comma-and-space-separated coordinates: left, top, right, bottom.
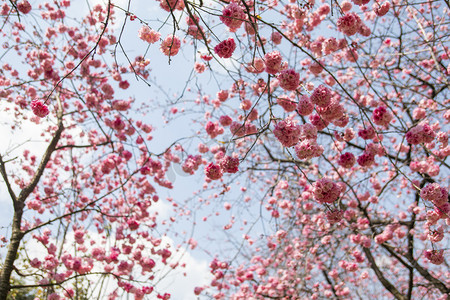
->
273, 119, 301, 147
138, 26, 161, 44
313, 177, 340, 203
30, 100, 49, 118
372, 106, 393, 127
160, 35, 181, 56
220, 3, 246, 31
219, 115, 232, 126
246, 57, 265, 73
182, 155, 202, 175
205, 121, 222, 138
159, 0, 185, 12
277, 95, 297, 112
299, 123, 318, 141
219, 156, 239, 173
264, 51, 283, 75
297, 95, 314, 116
17, 0, 31, 14
424, 249, 444, 265
205, 163, 222, 180
277, 69, 300, 91
230, 121, 246, 137
316, 98, 344, 122
214, 38, 236, 58
194, 287, 204, 296
357, 152, 375, 167
309, 114, 329, 130
358, 126, 375, 140
420, 183, 448, 207
326, 209, 344, 224
271, 32, 282, 44
338, 152, 356, 168
374, 1, 390, 17
119, 80, 130, 89
309, 62, 323, 75
322, 37, 338, 55
337, 12, 362, 36
406, 124, 436, 145
194, 62, 206, 73
217, 90, 229, 102
310, 85, 332, 108
294, 140, 323, 160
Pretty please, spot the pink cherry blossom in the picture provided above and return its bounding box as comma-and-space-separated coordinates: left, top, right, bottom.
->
273, 119, 301, 147
30, 99, 49, 118
372, 106, 393, 127
313, 177, 341, 203
220, 3, 246, 32
17, 0, 32, 14
310, 85, 332, 108
337, 12, 362, 36
160, 35, 181, 56
214, 38, 236, 58
297, 95, 314, 116
205, 163, 222, 180
277, 69, 300, 91
264, 51, 283, 75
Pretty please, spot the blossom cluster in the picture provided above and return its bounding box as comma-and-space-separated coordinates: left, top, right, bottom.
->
160, 35, 181, 56
273, 119, 301, 147
220, 3, 246, 32
313, 177, 341, 203
406, 124, 436, 145
214, 38, 236, 58
31, 99, 49, 118
138, 26, 160, 44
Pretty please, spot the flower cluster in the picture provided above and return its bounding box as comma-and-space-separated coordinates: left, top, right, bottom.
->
313, 177, 340, 204
264, 51, 283, 74
358, 125, 375, 140
337, 12, 362, 36
316, 98, 344, 122
160, 35, 181, 56
205, 121, 223, 139
374, 1, 390, 17
295, 140, 324, 160
420, 183, 448, 208
220, 3, 246, 32
138, 26, 160, 44
406, 124, 436, 145
205, 162, 222, 180
357, 151, 375, 167
219, 155, 240, 173
31, 99, 49, 118
326, 209, 344, 224
214, 38, 236, 58
424, 249, 444, 265
182, 155, 203, 175
17, 0, 32, 14
309, 114, 329, 130
337, 152, 356, 168
297, 95, 314, 116
374, 224, 400, 244
372, 106, 393, 127
310, 85, 332, 108
273, 119, 301, 147
277, 95, 297, 112
277, 69, 300, 91
230, 122, 257, 137
159, 0, 185, 12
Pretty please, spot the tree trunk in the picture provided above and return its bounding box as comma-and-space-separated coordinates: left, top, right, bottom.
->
0, 206, 24, 300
